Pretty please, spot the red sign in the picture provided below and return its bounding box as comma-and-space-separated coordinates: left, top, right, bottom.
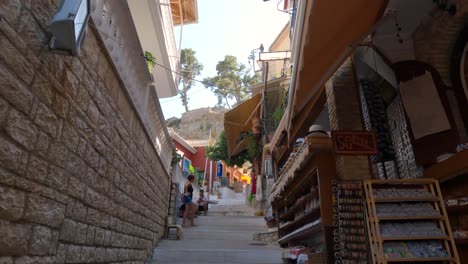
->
331, 131, 378, 155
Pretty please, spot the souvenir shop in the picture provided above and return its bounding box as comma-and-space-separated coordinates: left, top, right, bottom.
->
265, 1, 468, 263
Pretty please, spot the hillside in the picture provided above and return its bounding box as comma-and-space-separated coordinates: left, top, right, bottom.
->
166, 107, 228, 140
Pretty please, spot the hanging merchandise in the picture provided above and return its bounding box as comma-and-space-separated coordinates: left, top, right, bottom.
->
332, 181, 369, 263
393, 13, 403, 44
359, 79, 398, 179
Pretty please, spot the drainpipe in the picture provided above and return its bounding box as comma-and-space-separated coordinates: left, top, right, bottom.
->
178, 0, 184, 70
263, 62, 270, 143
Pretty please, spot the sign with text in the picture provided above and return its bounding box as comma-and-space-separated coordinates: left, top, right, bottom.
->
331, 131, 378, 155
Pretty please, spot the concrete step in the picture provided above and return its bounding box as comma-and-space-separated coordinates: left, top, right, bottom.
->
180, 230, 254, 240
179, 224, 267, 232
181, 215, 265, 224
153, 262, 282, 264
156, 239, 280, 251
151, 249, 283, 263
206, 211, 254, 216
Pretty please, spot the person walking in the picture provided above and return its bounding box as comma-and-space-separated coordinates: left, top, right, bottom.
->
182, 175, 197, 227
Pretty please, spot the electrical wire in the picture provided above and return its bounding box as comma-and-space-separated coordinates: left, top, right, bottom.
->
88, 23, 289, 103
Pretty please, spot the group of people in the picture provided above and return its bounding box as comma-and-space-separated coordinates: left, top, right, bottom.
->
181, 174, 212, 227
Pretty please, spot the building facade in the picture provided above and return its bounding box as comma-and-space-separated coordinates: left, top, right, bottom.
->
0, 0, 182, 262
265, 0, 468, 262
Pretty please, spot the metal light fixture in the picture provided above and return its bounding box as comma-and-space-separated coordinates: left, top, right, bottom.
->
49, 0, 90, 56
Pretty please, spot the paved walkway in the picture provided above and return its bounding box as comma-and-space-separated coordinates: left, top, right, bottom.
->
147, 188, 283, 264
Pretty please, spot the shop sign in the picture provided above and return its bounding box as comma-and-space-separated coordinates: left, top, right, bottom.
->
331, 131, 378, 155
216, 161, 223, 178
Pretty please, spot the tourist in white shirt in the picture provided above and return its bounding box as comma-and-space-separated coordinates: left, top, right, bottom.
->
197, 190, 210, 216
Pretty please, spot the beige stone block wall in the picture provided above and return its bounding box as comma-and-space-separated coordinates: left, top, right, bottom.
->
0, 1, 171, 263
325, 59, 372, 180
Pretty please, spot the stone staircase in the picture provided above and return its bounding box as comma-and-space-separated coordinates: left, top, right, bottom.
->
147, 191, 283, 264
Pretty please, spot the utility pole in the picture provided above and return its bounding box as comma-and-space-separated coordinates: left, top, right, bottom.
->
263, 62, 269, 143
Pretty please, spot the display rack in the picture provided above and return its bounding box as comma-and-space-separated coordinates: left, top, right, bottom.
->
271, 137, 336, 263
364, 179, 460, 264
333, 181, 369, 263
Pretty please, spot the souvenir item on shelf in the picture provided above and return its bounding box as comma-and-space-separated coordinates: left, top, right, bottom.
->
436, 153, 454, 163
364, 179, 460, 263
456, 142, 468, 152
380, 222, 445, 237
376, 203, 439, 217
383, 241, 448, 259
372, 187, 432, 198
453, 229, 468, 239
306, 124, 329, 138
333, 181, 368, 263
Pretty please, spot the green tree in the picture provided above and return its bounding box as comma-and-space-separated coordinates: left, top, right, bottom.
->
205, 131, 253, 167
203, 55, 260, 108
179, 48, 203, 112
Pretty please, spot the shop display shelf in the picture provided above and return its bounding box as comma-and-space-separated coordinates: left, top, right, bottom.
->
424, 149, 468, 183
374, 196, 439, 203
446, 204, 468, 214
381, 235, 449, 241
378, 215, 443, 221
364, 179, 460, 264
455, 238, 468, 245
278, 219, 323, 244
386, 257, 455, 262
279, 190, 318, 220
279, 206, 321, 232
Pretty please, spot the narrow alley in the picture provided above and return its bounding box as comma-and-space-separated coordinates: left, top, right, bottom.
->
2, 0, 468, 263
148, 188, 283, 264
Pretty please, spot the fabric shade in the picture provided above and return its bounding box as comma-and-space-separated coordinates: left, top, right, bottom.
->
224, 94, 262, 157
287, 0, 387, 132
170, 0, 198, 25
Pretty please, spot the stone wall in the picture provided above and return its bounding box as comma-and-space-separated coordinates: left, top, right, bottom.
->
413, 10, 468, 143
0, 1, 171, 263
252, 229, 278, 244
325, 59, 371, 180
414, 11, 468, 86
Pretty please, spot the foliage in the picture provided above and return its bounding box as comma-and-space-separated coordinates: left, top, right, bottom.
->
171, 149, 182, 166
205, 131, 251, 167
144, 51, 156, 73
179, 48, 203, 112
166, 117, 181, 129
203, 55, 260, 108
246, 132, 262, 160
206, 130, 262, 167
272, 105, 285, 127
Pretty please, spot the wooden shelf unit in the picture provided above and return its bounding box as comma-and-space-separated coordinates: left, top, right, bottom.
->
364, 179, 460, 264
425, 151, 468, 263
446, 204, 468, 215
272, 137, 336, 262
424, 150, 468, 183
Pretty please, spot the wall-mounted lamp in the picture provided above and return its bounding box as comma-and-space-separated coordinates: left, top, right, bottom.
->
49, 0, 90, 56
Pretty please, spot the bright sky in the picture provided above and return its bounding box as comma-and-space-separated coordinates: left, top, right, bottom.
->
159, 0, 290, 119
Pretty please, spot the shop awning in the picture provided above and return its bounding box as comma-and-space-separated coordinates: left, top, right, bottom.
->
286, 0, 387, 133
224, 94, 262, 157
170, 0, 199, 25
